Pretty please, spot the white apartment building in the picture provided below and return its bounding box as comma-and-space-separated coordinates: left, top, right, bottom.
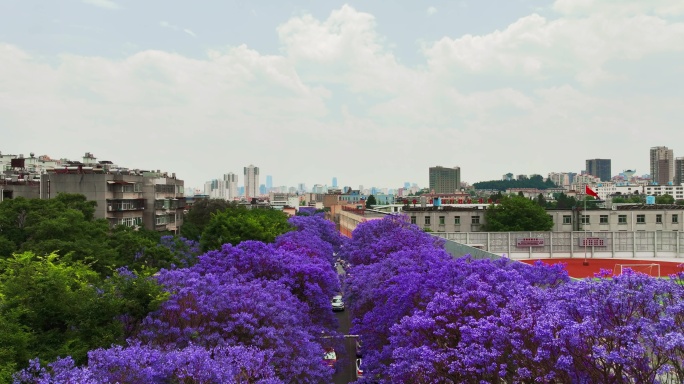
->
547, 172, 573, 188
590, 183, 683, 201
244, 164, 259, 199
224, 172, 238, 200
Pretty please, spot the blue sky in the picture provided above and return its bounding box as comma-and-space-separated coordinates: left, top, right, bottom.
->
1, 0, 683, 191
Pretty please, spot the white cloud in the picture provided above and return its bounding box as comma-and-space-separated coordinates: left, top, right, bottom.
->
2, 3, 684, 187
427, 6, 437, 16
81, 0, 120, 10
183, 28, 197, 38
423, 12, 684, 86
553, 0, 684, 17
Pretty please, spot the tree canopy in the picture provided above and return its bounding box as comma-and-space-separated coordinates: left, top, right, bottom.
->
473, 174, 557, 191
200, 206, 293, 251
179, 198, 236, 241
483, 195, 554, 231
365, 195, 377, 208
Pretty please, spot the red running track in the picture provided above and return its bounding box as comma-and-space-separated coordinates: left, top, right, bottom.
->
518, 258, 684, 279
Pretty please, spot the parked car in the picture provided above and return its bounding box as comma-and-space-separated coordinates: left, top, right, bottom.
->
355, 339, 363, 357
323, 347, 337, 367
331, 295, 345, 311
356, 358, 364, 377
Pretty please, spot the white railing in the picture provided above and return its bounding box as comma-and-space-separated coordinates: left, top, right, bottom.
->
432, 231, 684, 259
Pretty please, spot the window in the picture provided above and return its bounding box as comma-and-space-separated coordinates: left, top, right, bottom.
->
424, 216, 431, 225
439, 216, 445, 225
134, 183, 143, 192
618, 215, 627, 224
656, 214, 663, 224
637, 214, 645, 224
674, 214, 679, 224
600, 215, 608, 224
563, 215, 571, 224
155, 215, 168, 225
410, 216, 416, 225
581, 215, 589, 224
454, 216, 461, 225
472, 216, 480, 224
119, 216, 143, 227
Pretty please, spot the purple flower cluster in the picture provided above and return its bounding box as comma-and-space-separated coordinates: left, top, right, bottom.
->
341, 216, 684, 383
15, 215, 345, 383
14, 344, 282, 384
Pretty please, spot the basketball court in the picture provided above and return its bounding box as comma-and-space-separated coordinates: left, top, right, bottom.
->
518, 258, 684, 279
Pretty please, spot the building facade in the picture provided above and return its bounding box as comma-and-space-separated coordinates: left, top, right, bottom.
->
675, 157, 684, 186
40, 168, 185, 232
650, 146, 675, 185
429, 166, 461, 194
398, 204, 684, 233
586, 159, 611, 182
243, 164, 259, 199
225, 172, 238, 200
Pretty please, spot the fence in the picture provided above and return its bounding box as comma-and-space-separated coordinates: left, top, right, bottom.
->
432, 231, 684, 259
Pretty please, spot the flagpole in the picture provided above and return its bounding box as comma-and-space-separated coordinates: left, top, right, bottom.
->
583, 195, 589, 266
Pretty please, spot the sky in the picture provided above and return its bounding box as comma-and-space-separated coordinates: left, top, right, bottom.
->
1, 0, 683, 191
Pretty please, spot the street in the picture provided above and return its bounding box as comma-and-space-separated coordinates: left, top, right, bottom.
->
333, 308, 358, 384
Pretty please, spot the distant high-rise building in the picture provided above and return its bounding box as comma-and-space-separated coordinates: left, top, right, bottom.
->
675, 157, 684, 186
332, 177, 338, 188
224, 172, 238, 200
585, 159, 612, 182
650, 146, 675, 185
266, 175, 273, 191
404, 182, 410, 189
429, 166, 461, 194
298, 183, 306, 193
259, 184, 266, 195
243, 164, 259, 198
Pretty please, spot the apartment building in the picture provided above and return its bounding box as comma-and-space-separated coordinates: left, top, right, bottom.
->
651, 146, 675, 185
586, 159, 612, 182
429, 166, 461, 194
244, 164, 259, 199
40, 166, 185, 233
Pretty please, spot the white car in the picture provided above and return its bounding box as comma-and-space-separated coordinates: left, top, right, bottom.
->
331, 295, 345, 311
356, 358, 364, 377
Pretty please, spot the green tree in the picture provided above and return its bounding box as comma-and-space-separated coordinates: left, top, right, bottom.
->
200, 207, 292, 251
180, 199, 235, 241
365, 195, 377, 208
656, 194, 675, 204
483, 196, 553, 231
0, 252, 166, 375
0, 252, 120, 367
536, 193, 547, 207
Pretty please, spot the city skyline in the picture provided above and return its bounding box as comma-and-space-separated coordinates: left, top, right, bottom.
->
2, 1, 683, 188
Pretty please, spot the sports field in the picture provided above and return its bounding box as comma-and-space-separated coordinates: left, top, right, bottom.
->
518, 258, 684, 279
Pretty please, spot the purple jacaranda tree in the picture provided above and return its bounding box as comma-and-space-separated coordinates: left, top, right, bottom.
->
339, 215, 445, 266
551, 270, 684, 383
14, 344, 283, 384
157, 235, 202, 267
185, 239, 340, 331
387, 276, 569, 383
287, 214, 347, 256
138, 272, 332, 383
342, 216, 574, 381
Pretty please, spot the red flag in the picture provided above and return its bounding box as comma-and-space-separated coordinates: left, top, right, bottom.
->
585, 185, 600, 199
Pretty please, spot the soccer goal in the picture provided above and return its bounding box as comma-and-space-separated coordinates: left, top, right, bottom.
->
613, 263, 661, 277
